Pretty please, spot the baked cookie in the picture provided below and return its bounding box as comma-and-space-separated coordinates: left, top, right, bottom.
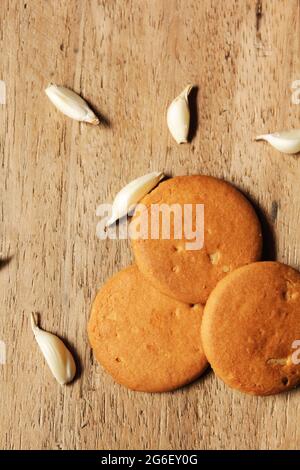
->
201, 262, 300, 395
131, 175, 262, 304
88, 265, 208, 392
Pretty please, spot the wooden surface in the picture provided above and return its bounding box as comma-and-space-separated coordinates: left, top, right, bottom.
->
1, 0, 300, 450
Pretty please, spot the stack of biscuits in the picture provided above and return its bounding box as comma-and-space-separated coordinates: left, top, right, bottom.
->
88, 175, 300, 395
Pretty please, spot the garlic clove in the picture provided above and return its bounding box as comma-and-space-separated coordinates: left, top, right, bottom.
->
45, 84, 99, 125
106, 171, 164, 226
31, 313, 76, 385
167, 85, 194, 144
255, 129, 300, 154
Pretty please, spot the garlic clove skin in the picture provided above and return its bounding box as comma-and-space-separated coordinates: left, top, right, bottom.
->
106, 171, 164, 226
31, 313, 76, 385
45, 84, 99, 125
167, 85, 193, 144
255, 130, 300, 154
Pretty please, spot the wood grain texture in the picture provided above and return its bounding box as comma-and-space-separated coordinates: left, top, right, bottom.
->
0, 0, 300, 450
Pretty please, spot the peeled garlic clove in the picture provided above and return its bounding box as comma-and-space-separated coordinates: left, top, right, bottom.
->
31, 313, 76, 385
106, 171, 164, 226
45, 84, 99, 125
167, 85, 193, 144
255, 129, 300, 154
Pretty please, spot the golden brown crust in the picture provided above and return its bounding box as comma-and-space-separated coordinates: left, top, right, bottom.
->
131, 175, 262, 304
201, 262, 300, 395
88, 265, 208, 392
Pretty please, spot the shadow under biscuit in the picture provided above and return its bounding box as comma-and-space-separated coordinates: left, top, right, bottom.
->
228, 184, 276, 263
0, 256, 13, 270
244, 194, 277, 262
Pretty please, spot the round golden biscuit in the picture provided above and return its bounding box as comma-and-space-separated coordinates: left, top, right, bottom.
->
88, 265, 208, 392
131, 175, 262, 304
201, 262, 300, 395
